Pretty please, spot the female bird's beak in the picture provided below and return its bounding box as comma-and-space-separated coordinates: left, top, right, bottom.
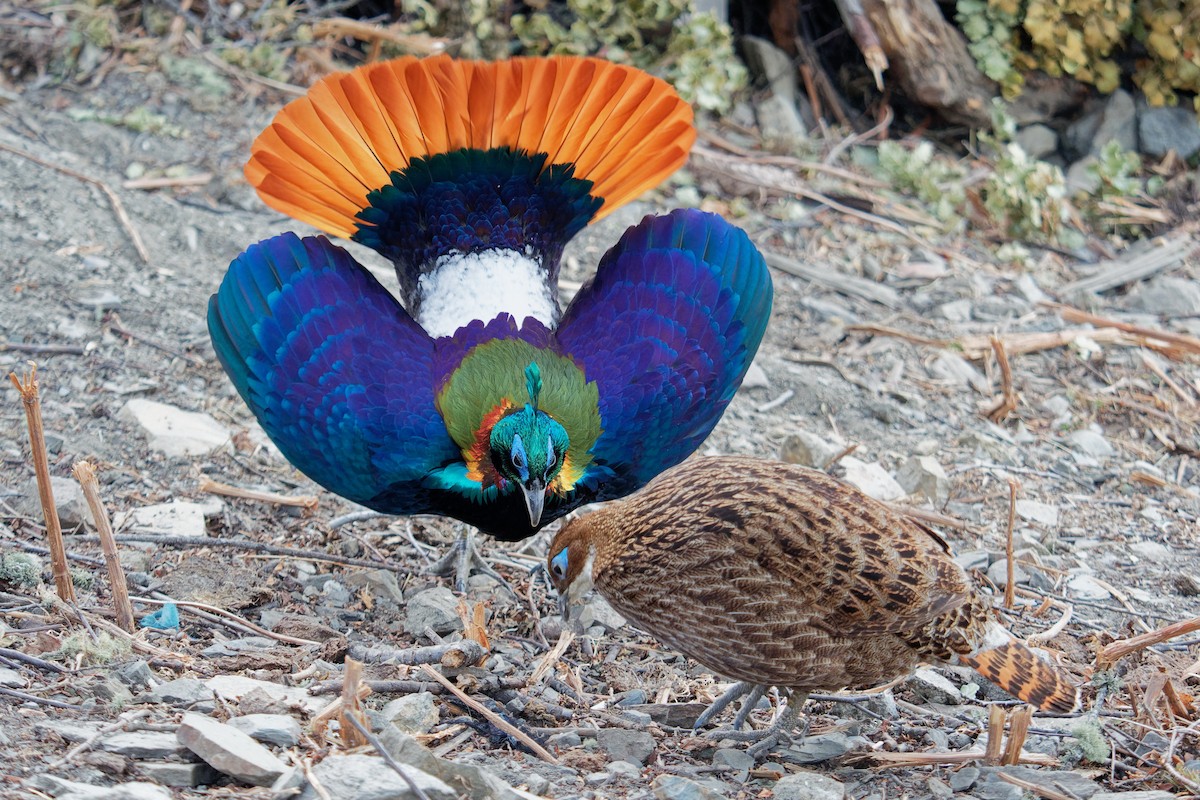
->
522, 480, 546, 527
557, 591, 570, 622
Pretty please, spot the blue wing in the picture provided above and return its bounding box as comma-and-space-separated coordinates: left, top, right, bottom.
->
555, 208, 773, 500
207, 233, 459, 513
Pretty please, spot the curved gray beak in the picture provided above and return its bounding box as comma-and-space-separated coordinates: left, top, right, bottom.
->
522, 480, 546, 527
557, 591, 569, 622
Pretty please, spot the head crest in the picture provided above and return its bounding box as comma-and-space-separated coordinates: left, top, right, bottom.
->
525, 362, 542, 410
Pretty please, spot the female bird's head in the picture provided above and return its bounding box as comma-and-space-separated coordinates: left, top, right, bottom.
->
546, 514, 601, 620
487, 361, 570, 527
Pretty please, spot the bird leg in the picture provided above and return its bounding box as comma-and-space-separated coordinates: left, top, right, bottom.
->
707, 689, 810, 759
428, 526, 516, 596
694, 681, 762, 730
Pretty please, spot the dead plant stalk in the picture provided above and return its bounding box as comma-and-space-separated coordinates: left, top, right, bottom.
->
73, 460, 135, 632
9, 364, 76, 602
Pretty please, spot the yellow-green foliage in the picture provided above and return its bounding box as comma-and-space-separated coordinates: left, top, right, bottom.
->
54, 631, 131, 666
875, 140, 968, 230
1133, 1, 1200, 108
960, 0, 1200, 108
0, 552, 41, 588
511, 1, 746, 112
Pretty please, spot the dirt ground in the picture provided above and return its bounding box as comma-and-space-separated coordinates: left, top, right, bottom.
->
2, 48, 1200, 800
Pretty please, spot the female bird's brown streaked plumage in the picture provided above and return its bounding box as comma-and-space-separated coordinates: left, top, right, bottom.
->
547, 456, 1079, 749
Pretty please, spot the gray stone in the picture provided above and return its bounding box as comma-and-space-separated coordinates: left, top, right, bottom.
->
112, 660, 154, 690
930, 352, 989, 393
780, 732, 865, 764
25, 775, 173, 799
344, 568, 404, 605
227, 713, 301, 747
299, 753, 456, 800
954, 550, 990, 571
713, 747, 755, 780
136, 761, 222, 788
927, 777, 953, 799
990, 767, 1099, 799
740, 35, 808, 143
547, 731, 582, 748
1067, 428, 1115, 458
840, 457, 905, 502
781, 430, 841, 470
382, 692, 440, 735
119, 399, 229, 457
18, 475, 90, 530
0, 666, 25, 688
1014, 273, 1050, 304
1139, 104, 1200, 158
177, 712, 288, 787
908, 668, 962, 705
100, 730, 189, 759
987, 558, 1029, 588
837, 691, 898, 721
1042, 395, 1071, 419
1066, 155, 1101, 194
652, 774, 725, 800
606, 760, 642, 779
742, 361, 770, 390
772, 769, 846, 800
1130, 540, 1171, 561
404, 586, 463, 636
201, 636, 275, 658
1016, 499, 1059, 527
939, 299, 972, 322
972, 780, 1023, 800
579, 596, 626, 631
597, 728, 656, 766
1015, 124, 1058, 159
375, 727, 528, 800
949, 766, 980, 791
756, 94, 808, 146
1091, 793, 1176, 800
1129, 276, 1200, 318
1067, 89, 1136, 157
146, 678, 214, 708
207, 675, 320, 714
896, 456, 950, 505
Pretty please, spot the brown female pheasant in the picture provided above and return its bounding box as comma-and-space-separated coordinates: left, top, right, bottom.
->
547, 456, 1079, 755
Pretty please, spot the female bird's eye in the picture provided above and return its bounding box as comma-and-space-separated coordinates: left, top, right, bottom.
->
550, 548, 568, 579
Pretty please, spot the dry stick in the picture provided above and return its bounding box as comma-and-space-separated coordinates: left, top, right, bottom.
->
985, 336, 1019, 423
9, 365, 76, 603
197, 476, 318, 510
882, 502, 968, 531
0, 647, 68, 674
49, 709, 151, 768
1001, 707, 1032, 766
122, 173, 213, 190
348, 640, 486, 669
528, 630, 575, 689
0, 141, 149, 263
1141, 350, 1197, 407
339, 658, 370, 749
73, 461, 134, 632
1099, 615, 1200, 666
0, 342, 88, 356
0, 686, 82, 710
1004, 477, 1020, 610
419, 664, 560, 765
995, 770, 1075, 800
1044, 302, 1200, 357
140, 594, 320, 647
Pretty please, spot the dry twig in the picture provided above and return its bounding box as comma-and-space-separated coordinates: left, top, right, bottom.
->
1100, 615, 1200, 666
73, 461, 134, 632
339, 658, 371, 749
983, 336, 1019, 423
198, 476, 318, 510
10, 364, 76, 602
1004, 477, 1019, 610
419, 665, 560, 764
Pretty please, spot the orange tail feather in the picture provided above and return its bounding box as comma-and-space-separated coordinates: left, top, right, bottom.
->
960, 640, 1079, 712
247, 55, 695, 238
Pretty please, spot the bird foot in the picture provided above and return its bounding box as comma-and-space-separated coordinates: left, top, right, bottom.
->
427, 528, 517, 597
700, 687, 808, 759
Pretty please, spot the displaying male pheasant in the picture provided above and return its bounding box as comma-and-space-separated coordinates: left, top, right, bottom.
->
208, 55, 773, 582
548, 456, 1080, 757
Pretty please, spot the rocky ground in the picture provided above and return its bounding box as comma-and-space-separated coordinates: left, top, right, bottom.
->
2, 31, 1200, 800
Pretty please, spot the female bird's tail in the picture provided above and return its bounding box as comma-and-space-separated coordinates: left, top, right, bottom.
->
960, 638, 1080, 712
246, 55, 695, 311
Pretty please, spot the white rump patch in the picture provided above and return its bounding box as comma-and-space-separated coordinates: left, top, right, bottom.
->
416, 249, 557, 338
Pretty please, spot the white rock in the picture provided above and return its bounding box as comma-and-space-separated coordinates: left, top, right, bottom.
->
177, 712, 287, 787
205, 675, 322, 714
741, 362, 770, 390
0, 667, 26, 688
1068, 574, 1112, 600
299, 753, 456, 800
25, 776, 172, 800
227, 713, 302, 747
780, 430, 841, 470
840, 457, 906, 502
772, 769, 847, 800
1067, 428, 1114, 458
1015, 499, 1059, 527
119, 398, 229, 456
930, 352, 989, 393
896, 456, 950, 505
909, 668, 962, 705
121, 501, 208, 538
382, 693, 440, 735
1129, 540, 1171, 562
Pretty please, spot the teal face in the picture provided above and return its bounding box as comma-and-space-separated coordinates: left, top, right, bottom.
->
489, 405, 569, 526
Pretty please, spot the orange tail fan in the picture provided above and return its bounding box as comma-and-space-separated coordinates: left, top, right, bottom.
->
246, 54, 695, 239
960, 640, 1080, 713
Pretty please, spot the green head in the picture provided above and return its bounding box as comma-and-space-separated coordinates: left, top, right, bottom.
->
488, 363, 569, 527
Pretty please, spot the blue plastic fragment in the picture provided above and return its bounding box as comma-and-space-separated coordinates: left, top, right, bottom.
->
139, 602, 180, 630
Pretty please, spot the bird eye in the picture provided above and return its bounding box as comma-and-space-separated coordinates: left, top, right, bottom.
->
549, 548, 568, 580
512, 452, 525, 468
511, 434, 527, 469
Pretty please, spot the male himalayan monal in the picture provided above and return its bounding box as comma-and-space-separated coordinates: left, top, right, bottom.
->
207, 54, 774, 588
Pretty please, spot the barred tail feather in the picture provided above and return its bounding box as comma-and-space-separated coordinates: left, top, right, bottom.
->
960, 640, 1080, 712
